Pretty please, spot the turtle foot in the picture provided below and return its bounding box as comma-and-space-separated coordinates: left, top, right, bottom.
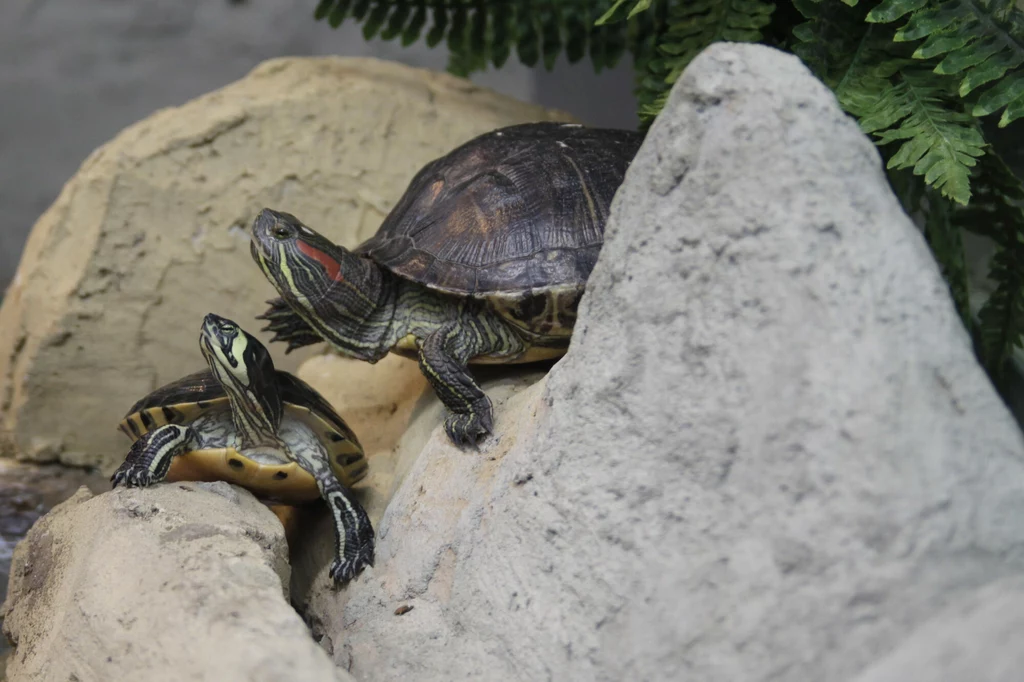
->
110, 464, 155, 489
443, 400, 494, 448
256, 298, 321, 353
329, 544, 375, 586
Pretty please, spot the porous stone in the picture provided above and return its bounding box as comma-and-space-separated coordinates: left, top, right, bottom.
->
850, 575, 1024, 682
0, 56, 572, 470
302, 43, 1024, 681
285, 357, 547, 613
1, 482, 353, 681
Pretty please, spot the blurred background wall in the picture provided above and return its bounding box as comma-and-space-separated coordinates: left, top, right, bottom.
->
0, 0, 639, 296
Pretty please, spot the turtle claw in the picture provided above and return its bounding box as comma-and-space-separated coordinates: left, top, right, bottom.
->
329, 545, 375, 586
444, 402, 494, 448
110, 464, 154, 489
256, 298, 321, 353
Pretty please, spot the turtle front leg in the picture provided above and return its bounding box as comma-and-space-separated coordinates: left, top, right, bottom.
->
291, 449, 375, 585
256, 297, 323, 353
419, 318, 524, 447
111, 424, 196, 488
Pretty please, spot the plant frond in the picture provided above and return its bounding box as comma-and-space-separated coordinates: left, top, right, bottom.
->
792, 1, 985, 203
954, 149, 1024, 244
313, 0, 648, 77
790, 0, 893, 109
866, 0, 1024, 127
635, 0, 775, 125
890, 168, 974, 329
975, 246, 1024, 381
859, 67, 986, 204
948, 152, 1024, 380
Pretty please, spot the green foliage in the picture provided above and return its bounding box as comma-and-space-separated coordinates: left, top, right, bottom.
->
312, 0, 1024, 395
859, 69, 985, 204
954, 152, 1024, 380
313, 1, 650, 77
636, 0, 776, 121
866, 0, 1024, 128
890, 168, 974, 330
791, 2, 985, 204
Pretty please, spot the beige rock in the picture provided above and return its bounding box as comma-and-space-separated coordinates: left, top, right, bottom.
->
0, 56, 573, 470
284, 355, 548, 627
1, 482, 353, 682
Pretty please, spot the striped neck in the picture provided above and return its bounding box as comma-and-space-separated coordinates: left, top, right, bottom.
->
299, 262, 399, 362
200, 333, 284, 450
221, 372, 282, 450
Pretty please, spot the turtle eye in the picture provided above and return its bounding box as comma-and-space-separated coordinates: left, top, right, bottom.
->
272, 225, 293, 240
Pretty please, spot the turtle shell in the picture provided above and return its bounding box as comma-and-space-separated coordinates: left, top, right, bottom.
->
119, 369, 366, 504
355, 122, 643, 298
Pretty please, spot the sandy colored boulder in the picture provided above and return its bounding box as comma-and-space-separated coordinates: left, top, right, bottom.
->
1, 482, 353, 682
0, 56, 572, 470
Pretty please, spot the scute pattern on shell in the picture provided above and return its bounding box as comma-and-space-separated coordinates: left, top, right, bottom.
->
120, 368, 366, 484
123, 370, 224, 419
355, 122, 643, 297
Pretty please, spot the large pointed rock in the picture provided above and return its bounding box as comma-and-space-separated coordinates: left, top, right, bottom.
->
0, 56, 572, 470
304, 43, 1024, 681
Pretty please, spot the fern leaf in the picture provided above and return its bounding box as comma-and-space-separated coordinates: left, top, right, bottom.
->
596, 0, 653, 25
976, 247, 1024, 381
565, 7, 590, 63
402, 3, 428, 45
327, 0, 352, 28
362, 1, 391, 40
517, 11, 540, 67
792, 3, 985, 204
953, 150, 1024, 245
425, 3, 447, 47
636, 0, 774, 125
315, 0, 333, 21
314, 1, 641, 80
859, 69, 986, 203
892, 168, 974, 330
381, 1, 411, 41
491, 2, 515, 67
867, 0, 1024, 127
352, 0, 372, 21
540, 5, 564, 69
949, 152, 1024, 381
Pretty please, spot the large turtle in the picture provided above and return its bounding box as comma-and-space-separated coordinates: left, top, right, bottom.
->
112, 312, 374, 584
249, 121, 643, 446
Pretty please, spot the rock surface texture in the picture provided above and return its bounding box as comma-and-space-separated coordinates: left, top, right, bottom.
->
0, 56, 571, 469
301, 43, 1024, 681
1, 482, 352, 682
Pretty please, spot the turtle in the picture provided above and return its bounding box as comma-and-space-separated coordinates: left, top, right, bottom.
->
248, 121, 644, 446
111, 312, 375, 584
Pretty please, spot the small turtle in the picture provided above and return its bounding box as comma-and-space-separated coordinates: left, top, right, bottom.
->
248, 121, 642, 446
112, 312, 374, 584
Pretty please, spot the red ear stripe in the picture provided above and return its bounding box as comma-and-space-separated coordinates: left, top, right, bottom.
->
296, 240, 345, 283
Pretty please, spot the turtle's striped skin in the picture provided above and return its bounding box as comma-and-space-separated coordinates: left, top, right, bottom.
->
250, 122, 643, 446
112, 313, 374, 584
118, 369, 367, 502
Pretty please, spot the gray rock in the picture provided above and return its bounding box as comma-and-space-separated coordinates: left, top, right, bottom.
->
1, 484, 353, 681
309, 43, 1024, 681
851, 576, 1024, 682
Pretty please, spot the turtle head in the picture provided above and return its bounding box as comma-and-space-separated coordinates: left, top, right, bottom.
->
199, 313, 283, 435
249, 208, 386, 361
